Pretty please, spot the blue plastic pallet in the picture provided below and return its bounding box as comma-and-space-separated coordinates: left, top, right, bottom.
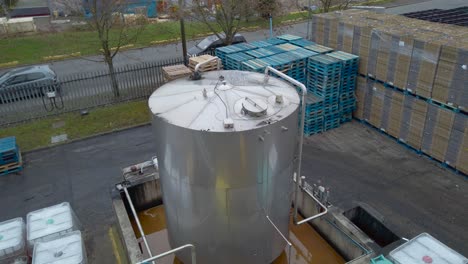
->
324, 104, 340, 114
245, 48, 276, 58
340, 112, 353, 123
242, 59, 271, 72
327, 51, 359, 68
250, 40, 273, 48
276, 43, 301, 52
0, 148, 22, 176
231, 42, 256, 52
304, 44, 334, 54
225, 52, 254, 70
289, 48, 318, 60
263, 45, 287, 55
0, 136, 16, 153
0, 166, 22, 176
265, 38, 287, 45
277, 34, 303, 42
216, 45, 245, 66
290, 39, 315, 47
308, 57, 342, 74
324, 121, 340, 131
0, 137, 19, 166
307, 77, 341, 87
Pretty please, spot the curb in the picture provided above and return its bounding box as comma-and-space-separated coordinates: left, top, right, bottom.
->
24, 122, 151, 155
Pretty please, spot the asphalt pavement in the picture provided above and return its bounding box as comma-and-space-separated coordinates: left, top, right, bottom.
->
0, 121, 466, 263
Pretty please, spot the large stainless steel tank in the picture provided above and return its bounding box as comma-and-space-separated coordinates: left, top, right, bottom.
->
149, 70, 299, 264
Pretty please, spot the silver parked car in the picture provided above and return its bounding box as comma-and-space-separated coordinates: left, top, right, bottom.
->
0, 65, 61, 102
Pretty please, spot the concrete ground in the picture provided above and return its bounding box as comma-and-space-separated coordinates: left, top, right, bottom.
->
302, 122, 468, 256
0, 121, 466, 263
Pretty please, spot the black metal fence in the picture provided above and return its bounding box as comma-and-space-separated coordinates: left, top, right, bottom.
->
0, 57, 185, 126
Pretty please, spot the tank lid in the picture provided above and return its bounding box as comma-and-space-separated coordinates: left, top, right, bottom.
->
389, 233, 467, 264
241, 97, 268, 117
149, 70, 300, 132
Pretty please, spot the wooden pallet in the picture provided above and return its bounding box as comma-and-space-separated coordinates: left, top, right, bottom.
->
188, 55, 222, 72
0, 152, 23, 176
162, 64, 192, 81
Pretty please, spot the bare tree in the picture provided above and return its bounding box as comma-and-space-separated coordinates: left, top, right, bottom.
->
319, 0, 352, 13
189, 0, 251, 45
82, 0, 147, 97
256, 0, 280, 19
0, 0, 13, 17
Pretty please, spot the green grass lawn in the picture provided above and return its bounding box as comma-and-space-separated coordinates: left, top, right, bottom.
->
0, 12, 310, 66
0, 21, 213, 65
0, 100, 150, 152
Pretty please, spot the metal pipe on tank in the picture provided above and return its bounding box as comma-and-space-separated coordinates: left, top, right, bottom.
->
266, 215, 292, 264
116, 183, 154, 264
194, 56, 222, 73
294, 181, 328, 225
136, 244, 197, 264
264, 66, 306, 225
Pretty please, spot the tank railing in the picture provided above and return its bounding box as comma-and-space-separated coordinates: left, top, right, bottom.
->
263, 66, 307, 225
293, 175, 329, 225
116, 183, 155, 264
266, 215, 292, 264
136, 244, 197, 264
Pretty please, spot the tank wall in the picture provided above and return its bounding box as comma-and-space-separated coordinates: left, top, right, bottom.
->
152, 109, 299, 264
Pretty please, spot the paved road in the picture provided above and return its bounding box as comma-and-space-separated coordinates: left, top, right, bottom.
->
44, 22, 310, 77
0, 121, 466, 263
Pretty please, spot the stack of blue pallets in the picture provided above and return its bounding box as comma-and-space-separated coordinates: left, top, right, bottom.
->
215, 45, 246, 67
307, 55, 342, 129
307, 55, 342, 101
303, 94, 324, 136
324, 111, 341, 131
288, 48, 318, 83
225, 53, 254, 70
0, 136, 23, 176
327, 51, 359, 123
327, 51, 359, 93
215, 34, 359, 136
261, 55, 292, 73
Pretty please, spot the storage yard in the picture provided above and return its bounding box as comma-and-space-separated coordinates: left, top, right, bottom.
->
310, 10, 467, 175
0, 6, 467, 264
0, 122, 466, 263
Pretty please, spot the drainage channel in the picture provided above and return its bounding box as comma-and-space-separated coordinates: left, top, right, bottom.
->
129, 205, 345, 264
